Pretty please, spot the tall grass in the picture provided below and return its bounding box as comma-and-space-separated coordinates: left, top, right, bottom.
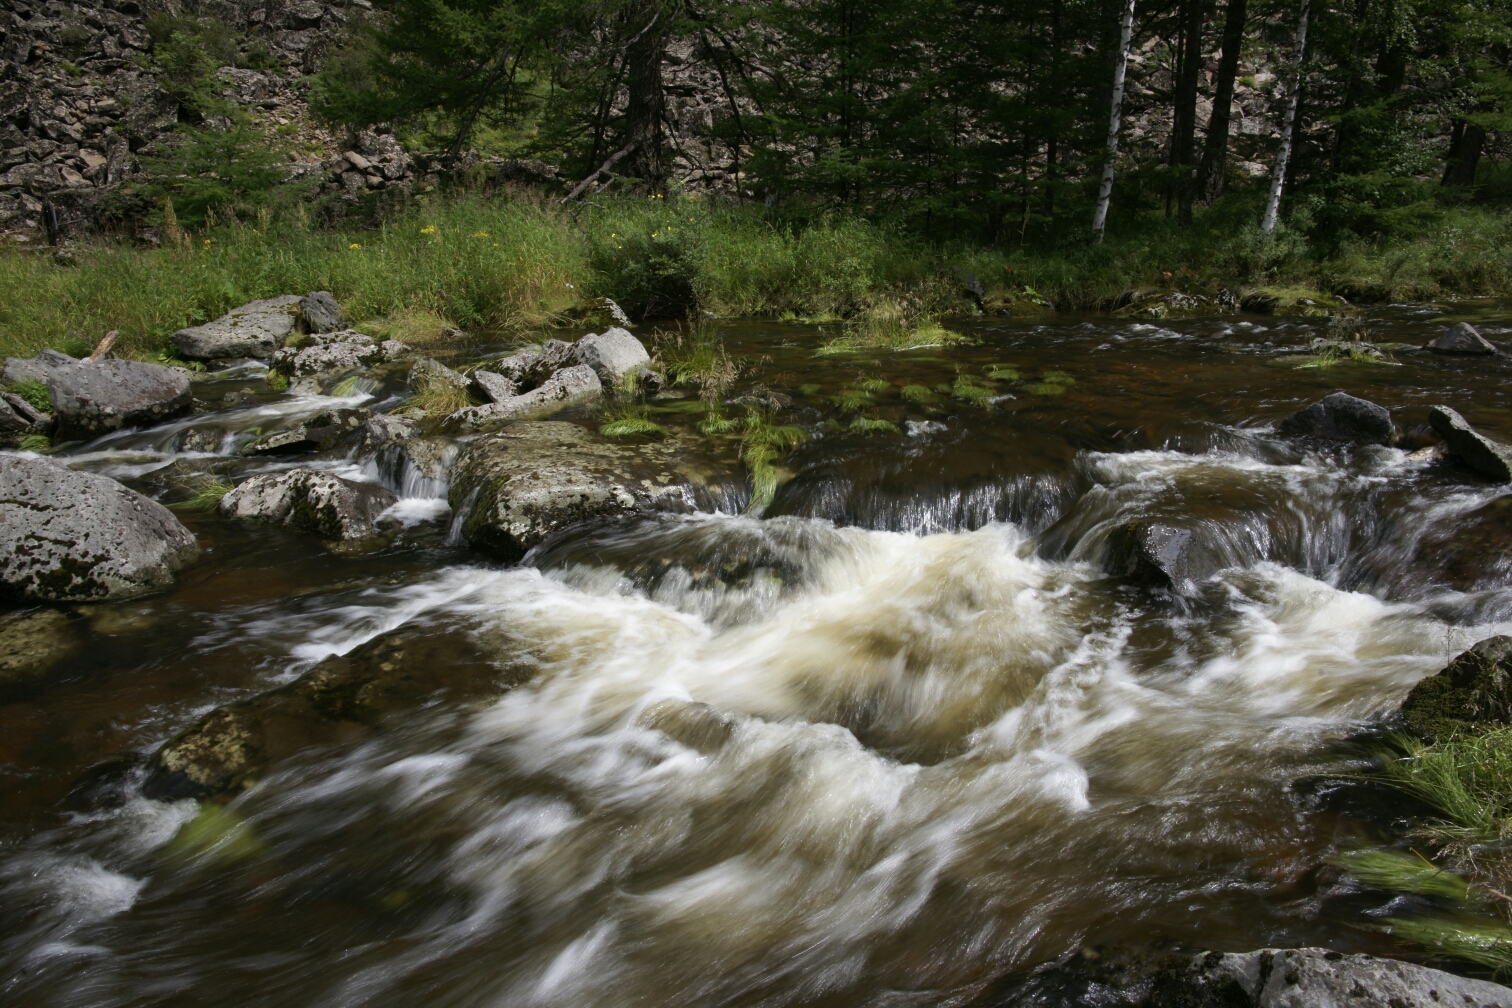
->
2, 189, 1510, 362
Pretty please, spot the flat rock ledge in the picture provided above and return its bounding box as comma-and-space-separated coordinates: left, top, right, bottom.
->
448, 420, 742, 560
0, 455, 200, 601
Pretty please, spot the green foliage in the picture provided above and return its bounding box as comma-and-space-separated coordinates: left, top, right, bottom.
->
1332, 849, 1470, 902
265, 371, 290, 393
848, 416, 900, 434
171, 476, 235, 512
140, 121, 294, 227
741, 412, 807, 508
951, 374, 996, 402
19, 434, 51, 453
7, 379, 50, 412
601, 417, 668, 438
900, 384, 936, 403
831, 389, 875, 411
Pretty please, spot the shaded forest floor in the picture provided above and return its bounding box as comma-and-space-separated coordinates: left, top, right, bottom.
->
2, 188, 1510, 361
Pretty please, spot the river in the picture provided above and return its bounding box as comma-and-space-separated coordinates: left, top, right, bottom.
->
3, 302, 1510, 1006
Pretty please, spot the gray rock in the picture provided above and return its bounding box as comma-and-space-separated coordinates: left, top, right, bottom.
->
471, 369, 518, 403
536, 339, 577, 374
219, 468, 397, 541
48, 359, 193, 441
3, 348, 77, 386
272, 330, 411, 381
1427, 321, 1499, 355
357, 413, 421, 453
171, 295, 302, 361
299, 291, 346, 333
448, 420, 734, 560
1277, 392, 1394, 445
490, 349, 543, 384
0, 455, 200, 601
1164, 947, 1512, 1008
176, 428, 224, 453
1429, 405, 1512, 481
444, 364, 602, 432
1105, 521, 1219, 594
371, 436, 456, 497
142, 625, 516, 800
1400, 635, 1512, 741
573, 327, 650, 383
408, 357, 469, 390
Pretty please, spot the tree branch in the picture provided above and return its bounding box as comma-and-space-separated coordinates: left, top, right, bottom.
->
561, 141, 638, 202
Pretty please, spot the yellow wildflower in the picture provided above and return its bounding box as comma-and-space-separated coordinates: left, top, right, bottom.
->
472, 230, 488, 238
349, 243, 361, 250
420, 225, 436, 234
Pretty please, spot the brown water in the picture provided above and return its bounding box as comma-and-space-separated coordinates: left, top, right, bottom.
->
3, 302, 1512, 1007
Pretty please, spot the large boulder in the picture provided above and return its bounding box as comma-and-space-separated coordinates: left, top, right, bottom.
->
1429, 405, 1512, 482
142, 625, 518, 800
272, 330, 411, 381
171, 295, 302, 361
572, 327, 650, 383
219, 468, 397, 542
0, 455, 200, 601
3, 348, 77, 385
1400, 635, 1512, 741
298, 291, 346, 334
443, 364, 602, 432
47, 359, 192, 441
1148, 948, 1512, 1008
1427, 321, 1499, 355
1276, 392, 1394, 445
448, 420, 736, 560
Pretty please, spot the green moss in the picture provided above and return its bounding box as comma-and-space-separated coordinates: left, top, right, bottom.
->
849, 416, 899, 434
951, 375, 995, 402
166, 804, 267, 863
798, 383, 823, 396
900, 384, 936, 403
985, 366, 1020, 381
265, 371, 289, 392
832, 389, 876, 411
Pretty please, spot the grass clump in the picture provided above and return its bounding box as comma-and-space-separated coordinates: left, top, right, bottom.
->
601, 416, 667, 439
19, 434, 52, 452
363, 307, 456, 345
741, 411, 807, 509
171, 475, 234, 512
8, 379, 51, 412
1335, 729, 1512, 973
900, 384, 936, 403
403, 374, 471, 418
951, 374, 997, 402
832, 389, 876, 412
849, 416, 900, 434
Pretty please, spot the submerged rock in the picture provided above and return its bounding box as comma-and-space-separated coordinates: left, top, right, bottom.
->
444, 364, 602, 432
0, 455, 200, 601
1427, 321, 1499, 355
1276, 392, 1394, 445
448, 420, 736, 560
573, 327, 651, 383
1400, 635, 1512, 741
219, 468, 397, 542
48, 359, 193, 441
238, 407, 370, 456
2, 347, 77, 385
1429, 405, 1512, 482
142, 625, 519, 800
171, 295, 302, 361
0, 608, 84, 694
298, 291, 347, 334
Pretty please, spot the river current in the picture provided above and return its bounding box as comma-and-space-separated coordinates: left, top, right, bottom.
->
3, 303, 1511, 1006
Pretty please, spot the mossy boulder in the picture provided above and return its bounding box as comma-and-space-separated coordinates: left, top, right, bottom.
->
142, 624, 519, 801
1239, 287, 1350, 317
1400, 636, 1512, 742
0, 608, 84, 695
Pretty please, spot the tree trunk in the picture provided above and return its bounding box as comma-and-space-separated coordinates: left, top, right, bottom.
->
1191, 0, 1246, 205
1261, 0, 1309, 234
623, 4, 672, 190
1172, 0, 1207, 223
1092, 0, 1138, 243
1442, 119, 1486, 187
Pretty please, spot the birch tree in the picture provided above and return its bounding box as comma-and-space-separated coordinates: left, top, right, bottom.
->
1091, 0, 1137, 242
1261, 0, 1311, 234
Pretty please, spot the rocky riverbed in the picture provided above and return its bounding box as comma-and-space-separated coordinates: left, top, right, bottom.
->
4, 299, 1512, 1007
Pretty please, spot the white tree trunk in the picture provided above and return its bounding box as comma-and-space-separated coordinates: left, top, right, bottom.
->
1261, 0, 1311, 234
1091, 0, 1138, 242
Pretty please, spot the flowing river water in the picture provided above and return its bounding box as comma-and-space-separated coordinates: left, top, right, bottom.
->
4, 302, 1512, 1006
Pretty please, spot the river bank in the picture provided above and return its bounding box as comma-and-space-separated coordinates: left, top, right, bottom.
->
3, 192, 1512, 363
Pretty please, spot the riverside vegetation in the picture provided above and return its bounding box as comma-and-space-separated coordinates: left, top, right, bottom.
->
3, 190, 1512, 364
